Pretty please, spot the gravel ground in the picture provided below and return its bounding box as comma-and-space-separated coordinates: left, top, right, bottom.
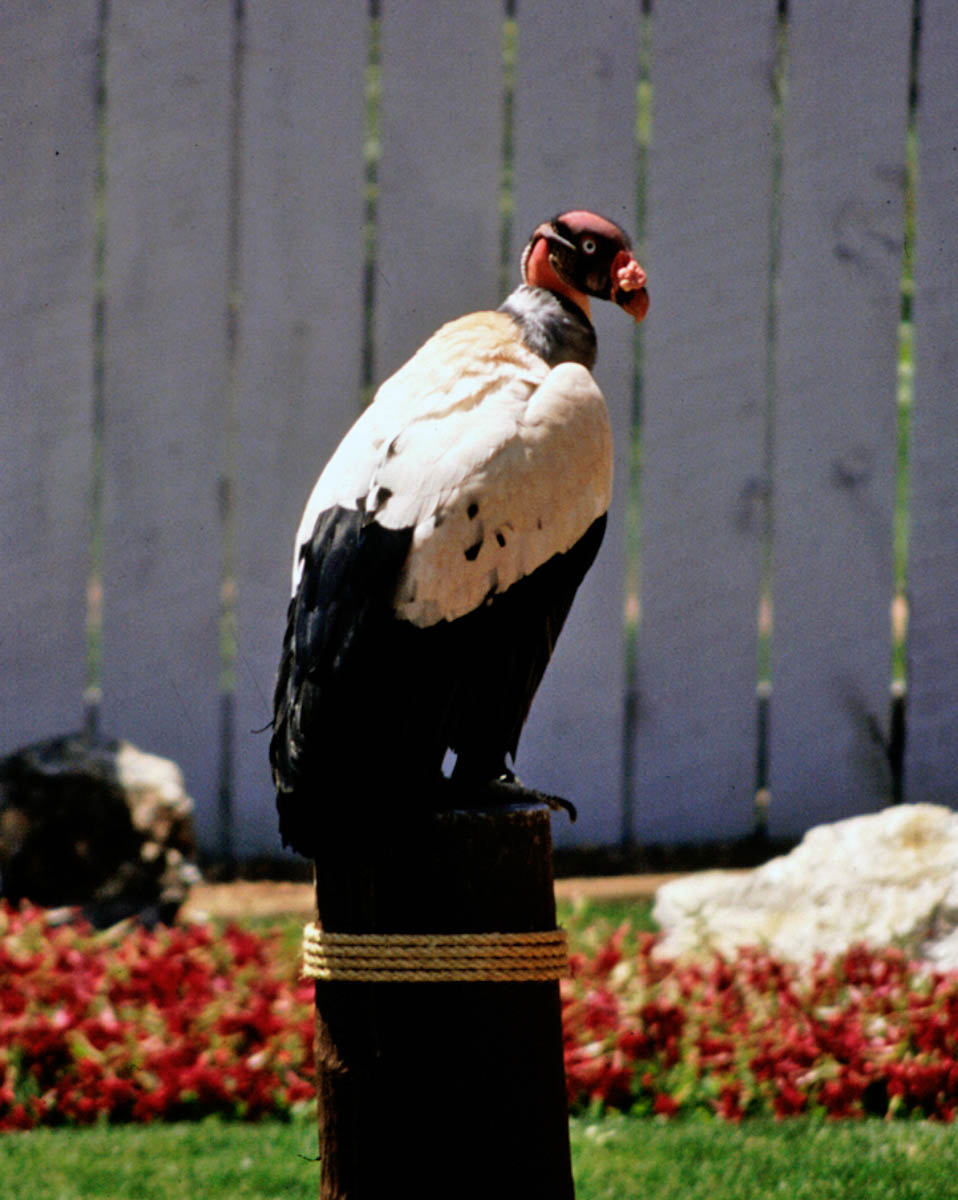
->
180, 873, 685, 922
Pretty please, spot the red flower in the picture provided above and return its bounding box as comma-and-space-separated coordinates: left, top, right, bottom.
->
715, 1081, 746, 1122
0, 901, 316, 1130
9, 899, 958, 1128
653, 1092, 680, 1117
773, 1082, 807, 1118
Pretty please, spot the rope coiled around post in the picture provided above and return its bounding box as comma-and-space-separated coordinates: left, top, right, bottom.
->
301, 924, 569, 983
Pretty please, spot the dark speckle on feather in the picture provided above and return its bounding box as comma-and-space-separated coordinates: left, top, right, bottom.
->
495, 530, 506, 547
464, 539, 483, 562
467, 502, 479, 519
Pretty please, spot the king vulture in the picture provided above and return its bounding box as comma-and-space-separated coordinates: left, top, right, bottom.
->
271, 210, 649, 855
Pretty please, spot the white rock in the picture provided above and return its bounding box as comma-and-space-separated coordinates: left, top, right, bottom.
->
114, 741, 189, 808
653, 804, 958, 969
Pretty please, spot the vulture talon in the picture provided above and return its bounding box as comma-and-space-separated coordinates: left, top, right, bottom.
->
541, 792, 578, 823
486, 776, 578, 823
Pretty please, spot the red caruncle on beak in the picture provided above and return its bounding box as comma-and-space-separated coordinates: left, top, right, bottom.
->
610, 249, 649, 323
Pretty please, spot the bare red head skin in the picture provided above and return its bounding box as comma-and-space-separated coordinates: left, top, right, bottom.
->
522, 210, 649, 324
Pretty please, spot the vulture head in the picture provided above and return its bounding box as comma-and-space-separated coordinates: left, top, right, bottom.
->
521, 210, 650, 324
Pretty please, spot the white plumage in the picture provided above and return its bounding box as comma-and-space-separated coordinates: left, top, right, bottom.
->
294, 312, 612, 627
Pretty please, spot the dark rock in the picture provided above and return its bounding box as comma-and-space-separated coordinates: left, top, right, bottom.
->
0, 734, 201, 927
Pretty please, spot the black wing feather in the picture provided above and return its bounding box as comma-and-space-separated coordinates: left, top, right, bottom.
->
443, 513, 606, 779
270, 505, 412, 853
271, 505, 606, 855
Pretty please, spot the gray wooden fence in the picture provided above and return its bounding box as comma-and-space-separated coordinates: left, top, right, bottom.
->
3, 0, 956, 860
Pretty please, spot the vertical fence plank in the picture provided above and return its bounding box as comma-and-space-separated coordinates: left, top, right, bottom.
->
511, 0, 638, 847
373, 0, 503, 383
0, 3, 99, 752
903, 0, 958, 805
633, 3, 777, 845
232, 2, 368, 857
767, 0, 912, 838
100, 4, 233, 846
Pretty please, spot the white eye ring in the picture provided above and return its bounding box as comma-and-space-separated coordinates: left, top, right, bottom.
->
581, 238, 597, 254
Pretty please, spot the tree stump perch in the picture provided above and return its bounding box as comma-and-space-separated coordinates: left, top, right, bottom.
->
308, 792, 575, 1199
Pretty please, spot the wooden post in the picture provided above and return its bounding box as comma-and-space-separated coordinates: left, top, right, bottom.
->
311, 795, 574, 1199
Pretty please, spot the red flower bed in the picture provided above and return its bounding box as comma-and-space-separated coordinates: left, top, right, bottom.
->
0, 904, 314, 1131
5, 902, 958, 1129
562, 925, 958, 1121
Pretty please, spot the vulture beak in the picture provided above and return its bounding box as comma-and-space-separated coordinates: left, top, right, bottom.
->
520, 222, 579, 288
609, 248, 649, 323
535, 222, 578, 253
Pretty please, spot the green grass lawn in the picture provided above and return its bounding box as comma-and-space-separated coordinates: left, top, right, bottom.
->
2, 1113, 956, 1199
557, 894, 657, 933
571, 1114, 958, 1200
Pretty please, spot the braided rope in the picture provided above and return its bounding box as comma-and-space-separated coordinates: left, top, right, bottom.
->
301, 924, 569, 983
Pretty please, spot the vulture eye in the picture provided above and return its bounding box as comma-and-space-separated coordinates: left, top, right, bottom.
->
581, 237, 597, 254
